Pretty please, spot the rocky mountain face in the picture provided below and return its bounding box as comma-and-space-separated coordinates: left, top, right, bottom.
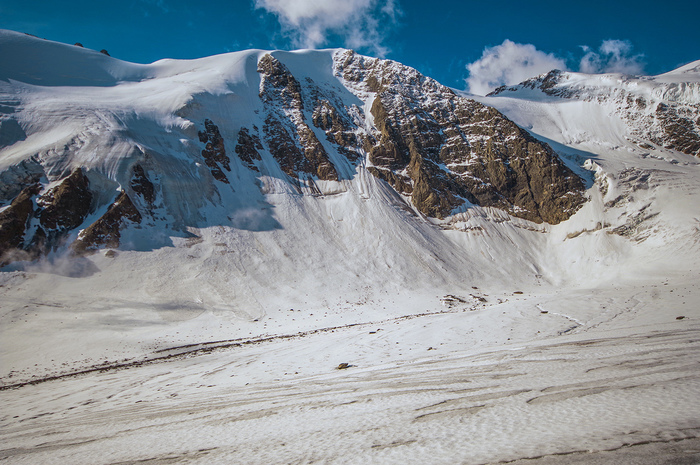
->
489, 67, 700, 157
248, 50, 584, 221
335, 51, 584, 222
0, 44, 586, 265
0, 169, 92, 263
257, 54, 340, 182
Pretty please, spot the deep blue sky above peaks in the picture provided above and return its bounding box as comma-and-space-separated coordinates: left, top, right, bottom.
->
2, 0, 698, 94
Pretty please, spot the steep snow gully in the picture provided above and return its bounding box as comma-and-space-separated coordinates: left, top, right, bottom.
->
1, 30, 699, 464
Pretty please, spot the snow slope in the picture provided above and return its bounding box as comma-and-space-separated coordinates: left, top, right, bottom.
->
1, 30, 699, 464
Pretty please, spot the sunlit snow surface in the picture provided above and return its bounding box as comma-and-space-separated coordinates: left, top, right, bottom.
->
1, 30, 700, 463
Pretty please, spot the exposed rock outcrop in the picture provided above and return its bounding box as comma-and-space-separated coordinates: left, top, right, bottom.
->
0, 165, 149, 260
263, 115, 307, 178
654, 102, 700, 155
0, 183, 40, 264
258, 54, 339, 181
36, 168, 92, 233
234, 127, 263, 171
27, 167, 93, 253
311, 98, 361, 161
335, 51, 585, 222
198, 119, 231, 183
130, 164, 155, 205
0, 167, 97, 264
72, 191, 141, 254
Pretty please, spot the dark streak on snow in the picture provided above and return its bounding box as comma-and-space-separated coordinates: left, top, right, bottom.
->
0, 306, 478, 391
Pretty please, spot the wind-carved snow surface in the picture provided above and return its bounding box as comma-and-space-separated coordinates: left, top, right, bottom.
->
1, 30, 700, 464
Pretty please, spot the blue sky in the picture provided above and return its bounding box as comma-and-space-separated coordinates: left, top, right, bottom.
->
1, 0, 698, 93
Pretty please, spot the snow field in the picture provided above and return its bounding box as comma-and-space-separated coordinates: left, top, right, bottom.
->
2, 280, 699, 464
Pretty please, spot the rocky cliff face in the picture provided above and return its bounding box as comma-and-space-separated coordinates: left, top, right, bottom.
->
71, 190, 142, 254
0, 169, 94, 264
0, 47, 587, 264
0, 183, 40, 264
198, 119, 231, 184
250, 51, 583, 223
490, 69, 700, 158
335, 51, 585, 222
258, 54, 339, 182
0, 166, 148, 263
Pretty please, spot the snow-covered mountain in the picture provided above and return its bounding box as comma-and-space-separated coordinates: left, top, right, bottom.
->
1, 29, 699, 464
0, 28, 601, 376
488, 62, 700, 157
0, 29, 586, 270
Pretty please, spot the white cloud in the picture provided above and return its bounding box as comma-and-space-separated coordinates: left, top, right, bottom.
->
465, 39, 647, 95
255, 0, 399, 57
579, 39, 645, 74
465, 40, 568, 95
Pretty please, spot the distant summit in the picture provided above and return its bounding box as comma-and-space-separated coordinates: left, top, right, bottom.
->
488, 63, 700, 157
